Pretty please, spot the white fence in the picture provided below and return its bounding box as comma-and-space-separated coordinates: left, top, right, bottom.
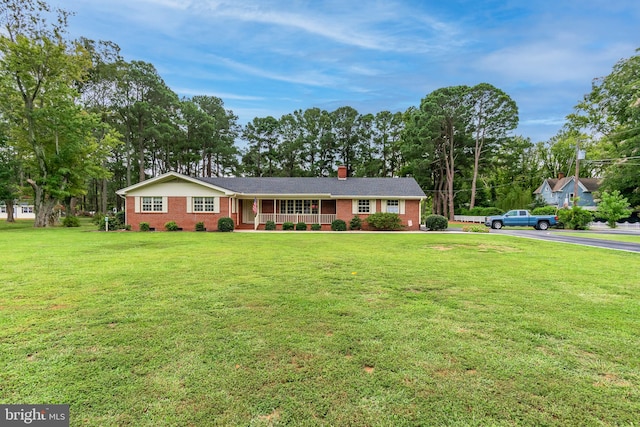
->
589, 221, 640, 230
453, 215, 485, 223
259, 213, 337, 225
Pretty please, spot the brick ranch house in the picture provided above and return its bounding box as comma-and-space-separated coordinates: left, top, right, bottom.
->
116, 166, 426, 231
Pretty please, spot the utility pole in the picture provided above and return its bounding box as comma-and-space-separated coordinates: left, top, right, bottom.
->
573, 140, 579, 206
573, 139, 585, 207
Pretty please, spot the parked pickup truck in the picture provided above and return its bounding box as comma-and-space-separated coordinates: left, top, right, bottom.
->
484, 210, 558, 230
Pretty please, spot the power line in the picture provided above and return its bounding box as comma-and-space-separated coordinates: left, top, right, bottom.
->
584, 156, 640, 163
421, 181, 527, 194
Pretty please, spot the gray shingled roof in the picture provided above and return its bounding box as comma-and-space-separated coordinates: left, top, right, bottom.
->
195, 177, 426, 198
534, 177, 601, 194
574, 178, 601, 192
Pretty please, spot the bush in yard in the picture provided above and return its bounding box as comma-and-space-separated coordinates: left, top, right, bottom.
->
195, 222, 206, 232
425, 214, 448, 231
462, 224, 489, 233
532, 206, 557, 215
331, 219, 347, 231
265, 221, 276, 230
165, 221, 179, 231
349, 216, 362, 230
62, 216, 80, 227
91, 212, 102, 225
311, 223, 321, 231
115, 210, 126, 225
217, 217, 234, 232
597, 190, 633, 228
282, 222, 294, 231
98, 215, 122, 231
366, 212, 403, 230
139, 222, 150, 231
529, 195, 549, 211
296, 222, 307, 231
557, 204, 593, 230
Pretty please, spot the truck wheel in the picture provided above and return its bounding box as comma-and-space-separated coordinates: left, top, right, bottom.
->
492, 221, 503, 230
538, 221, 549, 231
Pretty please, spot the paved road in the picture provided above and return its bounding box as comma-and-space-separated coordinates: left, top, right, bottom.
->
492, 229, 640, 253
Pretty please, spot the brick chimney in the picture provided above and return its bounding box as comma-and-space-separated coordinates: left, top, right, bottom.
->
337, 165, 347, 180
558, 172, 565, 179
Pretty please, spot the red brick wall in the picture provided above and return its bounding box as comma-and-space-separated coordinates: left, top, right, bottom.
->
402, 199, 421, 231
125, 196, 421, 231
336, 199, 421, 231
125, 196, 233, 231
336, 199, 354, 226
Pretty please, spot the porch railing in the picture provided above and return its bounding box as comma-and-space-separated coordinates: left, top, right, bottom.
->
258, 213, 337, 224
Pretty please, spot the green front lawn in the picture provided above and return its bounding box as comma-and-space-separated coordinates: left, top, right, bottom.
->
557, 230, 640, 243
1, 223, 638, 425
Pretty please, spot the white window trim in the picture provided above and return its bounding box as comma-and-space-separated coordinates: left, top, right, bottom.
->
383, 199, 404, 214
352, 199, 376, 214
278, 199, 319, 214
138, 196, 167, 213
187, 196, 220, 214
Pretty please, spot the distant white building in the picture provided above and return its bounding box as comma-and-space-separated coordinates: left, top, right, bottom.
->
0, 203, 36, 220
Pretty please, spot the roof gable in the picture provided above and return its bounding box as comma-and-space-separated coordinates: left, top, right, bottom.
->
536, 176, 601, 194
555, 176, 601, 193
534, 179, 556, 194
115, 172, 234, 196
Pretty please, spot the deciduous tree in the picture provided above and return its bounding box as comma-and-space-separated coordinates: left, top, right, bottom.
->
597, 190, 633, 228
569, 49, 640, 206
0, 0, 110, 226
466, 83, 518, 209
418, 86, 471, 220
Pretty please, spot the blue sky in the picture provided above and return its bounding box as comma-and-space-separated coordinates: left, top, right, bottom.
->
51, 0, 639, 143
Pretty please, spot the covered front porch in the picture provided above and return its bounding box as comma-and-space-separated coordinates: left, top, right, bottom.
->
239, 198, 337, 229
257, 213, 337, 225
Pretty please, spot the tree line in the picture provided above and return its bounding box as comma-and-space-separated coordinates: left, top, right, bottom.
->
0, 0, 637, 226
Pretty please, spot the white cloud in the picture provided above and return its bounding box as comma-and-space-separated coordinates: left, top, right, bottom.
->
206, 55, 342, 87
197, 0, 463, 54
476, 40, 635, 85
137, 0, 193, 10
45, 0, 639, 145
520, 117, 566, 127
172, 88, 264, 101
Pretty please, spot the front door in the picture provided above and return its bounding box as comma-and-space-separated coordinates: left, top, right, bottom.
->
242, 199, 255, 224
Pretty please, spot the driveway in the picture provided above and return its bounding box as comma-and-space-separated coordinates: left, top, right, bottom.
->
491, 229, 640, 253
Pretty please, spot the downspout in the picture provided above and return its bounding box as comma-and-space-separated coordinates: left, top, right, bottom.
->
116, 192, 127, 226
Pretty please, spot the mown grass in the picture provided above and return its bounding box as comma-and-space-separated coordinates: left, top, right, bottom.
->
558, 231, 640, 243
1, 220, 639, 426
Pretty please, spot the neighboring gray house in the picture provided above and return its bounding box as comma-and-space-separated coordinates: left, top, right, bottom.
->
534, 174, 601, 209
